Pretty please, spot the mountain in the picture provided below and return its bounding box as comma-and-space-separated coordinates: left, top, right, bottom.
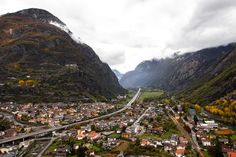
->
112, 69, 123, 80
120, 43, 236, 104
0, 8, 125, 103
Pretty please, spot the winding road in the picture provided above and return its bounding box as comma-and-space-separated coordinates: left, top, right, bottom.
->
0, 111, 26, 126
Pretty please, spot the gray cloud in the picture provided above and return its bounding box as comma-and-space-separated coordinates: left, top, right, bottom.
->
106, 51, 126, 66
0, 0, 235, 73
98, 49, 126, 66
187, 0, 236, 31
168, 0, 236, 52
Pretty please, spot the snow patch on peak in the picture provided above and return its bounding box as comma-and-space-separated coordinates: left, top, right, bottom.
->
49, 21, 70, 33
49, 21, 82, 44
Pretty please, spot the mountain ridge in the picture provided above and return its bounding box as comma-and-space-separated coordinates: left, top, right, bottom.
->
0, 8, 126, 103
120, 43, 236, 104
112, 69, 123, 80
6, 8, 66, 25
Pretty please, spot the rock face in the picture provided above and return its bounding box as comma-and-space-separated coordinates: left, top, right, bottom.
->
112, 69, 123, 80
120, 43, 236, 103
0, 8, 125, 103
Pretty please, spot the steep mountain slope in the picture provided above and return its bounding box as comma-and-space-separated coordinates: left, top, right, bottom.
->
0, 8, 125, 102
120, 43, 236, 104
179, 46, 236, 103
112, 69, 123, 80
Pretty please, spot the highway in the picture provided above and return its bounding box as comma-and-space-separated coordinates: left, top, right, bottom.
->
0, 88, 141, 145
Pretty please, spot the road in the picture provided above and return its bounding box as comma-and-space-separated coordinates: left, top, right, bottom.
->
170, 107, 202, 151
0, 111, 26, 126
133, 107, 151, 125
168, 113, 204, 157
130, 107, 151, 135
0, 88, 141, 145
181, 117, 201, 150
37, 137, 57, 157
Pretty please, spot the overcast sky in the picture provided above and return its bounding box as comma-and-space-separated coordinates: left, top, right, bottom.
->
1, 0, 236, 73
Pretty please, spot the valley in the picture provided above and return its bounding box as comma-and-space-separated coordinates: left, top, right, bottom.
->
120, 43, 236, 104
0, 5, 235, 157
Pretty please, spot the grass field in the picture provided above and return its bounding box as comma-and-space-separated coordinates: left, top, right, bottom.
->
203, 151, 212, 157
113, 140, 130, 151
98, 140, 130, 157
48, 139, 61, 151
138, 128, 180, 140
109, 133, 121, 138
138, 133, 161, 139
161, 129, 180, 138
231, 135, 236, 140
139, 90, 163, 102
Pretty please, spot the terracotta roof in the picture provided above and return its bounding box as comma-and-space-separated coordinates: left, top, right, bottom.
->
226, 149, 236, 157
88, 131, 97, 138
227, 150, 236, 157
175, 149, 185, 155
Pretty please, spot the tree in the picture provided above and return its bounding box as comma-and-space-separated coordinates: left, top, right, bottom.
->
21, 114, 31, 121
73, 124, 81, 130
231, 100, 236, 106
215, 136, 223, 157
68, 137, 76, 148
184, 125, 191, 133
163, 99, 171, 105
0, 119, 13, 131
135, 138, 140, 146
194, 115, 198, 125
26, 80, 35, 86
194, 104, 201, 112
18, 80, 25, 87
224, 107, 230, 113
77, 146, 87, 157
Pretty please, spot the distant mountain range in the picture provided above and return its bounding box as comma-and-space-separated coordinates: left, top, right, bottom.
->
112, 69, 123, 80
0, 8, 125, 103
120, 43, 236, 104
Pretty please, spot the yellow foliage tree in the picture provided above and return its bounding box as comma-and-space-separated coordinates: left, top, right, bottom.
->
195, 104, 201, 112
8, 63, 20, 71
231, 100, 236, 106
224, 107, 230, 113
26, 80, 35, 87
222, 99, 228, 106
18, 80, 25, 87
205, 105, 211, 111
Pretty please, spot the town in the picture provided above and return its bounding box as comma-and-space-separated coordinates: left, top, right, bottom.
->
0, 90, 235, 157
0, 2, 236, 157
